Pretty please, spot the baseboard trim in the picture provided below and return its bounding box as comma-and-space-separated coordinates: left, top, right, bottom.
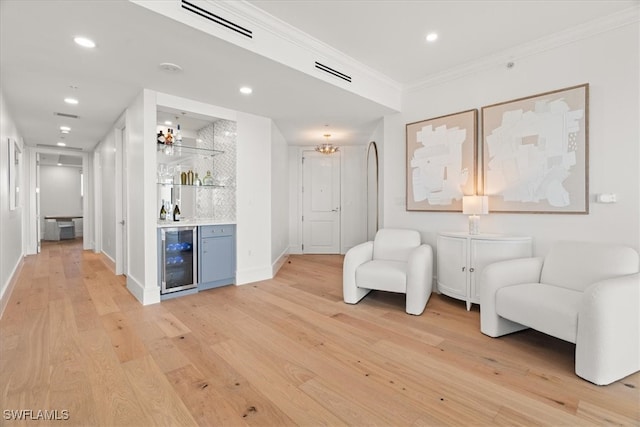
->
236, 266, 272, 285
0, 256, 25, 319
272, 249, 289, 277
100, 252, 116, 274
126, 274, 161, 306
288, 244, 302, 255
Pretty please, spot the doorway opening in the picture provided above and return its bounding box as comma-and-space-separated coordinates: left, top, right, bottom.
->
35, 150, 87, 253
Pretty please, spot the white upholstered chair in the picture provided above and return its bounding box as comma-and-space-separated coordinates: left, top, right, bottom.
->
480, 240, 640, 385
343, 229, 433, 315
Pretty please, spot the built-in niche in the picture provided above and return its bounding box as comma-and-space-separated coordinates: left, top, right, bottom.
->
156, 107, 236, 221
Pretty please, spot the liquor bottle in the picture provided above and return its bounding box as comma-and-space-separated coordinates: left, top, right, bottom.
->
202, 171, 214, 186
157, 131, 165, 144
194, 172, 202, 186
165, 129, 173, 145
175, 124, 182, 143
159, 202, 167, 220
173, 204, 181, 221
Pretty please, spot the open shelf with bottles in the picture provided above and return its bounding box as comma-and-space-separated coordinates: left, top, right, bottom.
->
156, 183, 228, 189
156, 107, 236, 225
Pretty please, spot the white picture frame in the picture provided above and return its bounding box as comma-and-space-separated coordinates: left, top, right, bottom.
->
481, 84, 589, 214
8, 138, 22, 211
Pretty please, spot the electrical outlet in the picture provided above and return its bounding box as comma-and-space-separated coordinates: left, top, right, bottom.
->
596, 193, 617, 203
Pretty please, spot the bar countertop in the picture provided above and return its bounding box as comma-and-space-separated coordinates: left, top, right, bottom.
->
156, 218, 236, 228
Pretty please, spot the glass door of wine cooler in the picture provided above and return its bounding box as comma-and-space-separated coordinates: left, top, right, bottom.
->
160, 227, 197, 294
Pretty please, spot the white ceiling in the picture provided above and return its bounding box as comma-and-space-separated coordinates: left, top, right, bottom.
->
248, 0, 637, 85
1, 0, 636, 156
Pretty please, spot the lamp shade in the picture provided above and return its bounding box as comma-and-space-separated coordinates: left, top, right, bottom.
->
462, 196, 489, 215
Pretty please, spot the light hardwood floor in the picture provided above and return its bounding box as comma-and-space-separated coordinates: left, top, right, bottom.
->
1, 239, 638, 426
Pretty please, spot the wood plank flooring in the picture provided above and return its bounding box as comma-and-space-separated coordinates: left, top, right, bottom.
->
1, 239, 638, 426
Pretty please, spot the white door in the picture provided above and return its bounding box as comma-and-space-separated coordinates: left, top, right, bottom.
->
116, 126, 128, 275
302, 151, 341, 254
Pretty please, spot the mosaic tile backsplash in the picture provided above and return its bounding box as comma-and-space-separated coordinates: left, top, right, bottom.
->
195, 120, 236, 221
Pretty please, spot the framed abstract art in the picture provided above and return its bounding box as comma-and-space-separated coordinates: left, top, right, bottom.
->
481, 84, 589, 213
406, 109, 477, 212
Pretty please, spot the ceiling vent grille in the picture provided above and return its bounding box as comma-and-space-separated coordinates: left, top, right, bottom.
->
36, 144, 83, 151
314, 62, 351, 83
181, 0, 253, 39
54, 112, 79, 119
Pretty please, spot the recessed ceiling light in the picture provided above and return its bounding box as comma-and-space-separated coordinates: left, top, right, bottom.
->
159, 62, 183, 73
426, 32, 438, 42
60, 126, 71, 131
57, 163, 63, 166
74, 36, 96, 48
64, 97, 79, 105
164, 121, 172, 126
57, 142, 66, 147
240, 86, 253, 95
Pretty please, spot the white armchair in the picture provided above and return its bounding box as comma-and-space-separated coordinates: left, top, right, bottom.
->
343, 229, 433, 315
480, 240, 640, 385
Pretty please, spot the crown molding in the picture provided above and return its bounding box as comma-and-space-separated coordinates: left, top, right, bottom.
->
405, 5, 640, 94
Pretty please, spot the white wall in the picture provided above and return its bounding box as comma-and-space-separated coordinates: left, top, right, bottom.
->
236, 112, 273, 284
341, 145, 367, 252
125, 89, 160, 305
383, 20, 640, 257
288, 146, 302, 253
40, 165, 82, 214
271, 123, 289, 268
94, 130, 116, 261
0, 91, 24, 315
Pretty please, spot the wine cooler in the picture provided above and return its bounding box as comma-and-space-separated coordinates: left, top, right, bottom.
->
160, 226, 197, 294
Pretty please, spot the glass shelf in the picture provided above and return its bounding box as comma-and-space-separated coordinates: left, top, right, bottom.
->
157, 143, 224, 158
156, 182, 228, 189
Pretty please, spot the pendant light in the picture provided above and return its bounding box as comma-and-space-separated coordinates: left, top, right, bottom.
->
315, 132, 339, 155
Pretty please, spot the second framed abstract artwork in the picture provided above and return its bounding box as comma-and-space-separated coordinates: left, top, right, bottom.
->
406, 109, 477, 212
482, 83, 589, 213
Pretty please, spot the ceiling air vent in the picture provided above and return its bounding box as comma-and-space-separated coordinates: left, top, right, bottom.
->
36, 144, 83, 151
181, 0, 252, 39
54, 112, 79, 119
314, 62, 352, 83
